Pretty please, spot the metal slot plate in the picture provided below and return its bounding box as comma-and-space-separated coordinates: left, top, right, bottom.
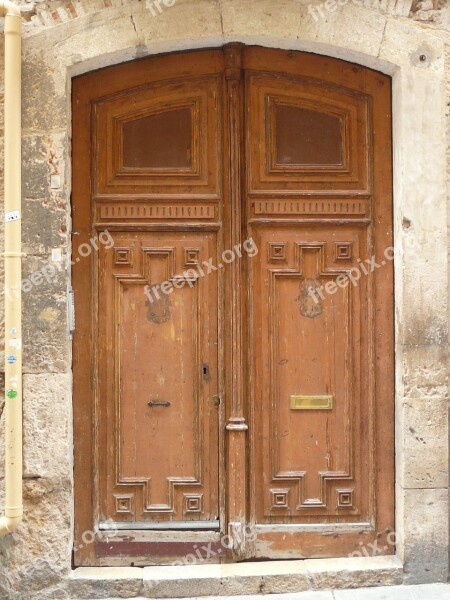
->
290, 395, 333, 410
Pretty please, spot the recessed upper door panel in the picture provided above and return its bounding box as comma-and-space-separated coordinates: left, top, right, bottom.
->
273, 103, 343, 167
246, 72, 370, 194
94, 75, 221, 197
122, 106, 194, 170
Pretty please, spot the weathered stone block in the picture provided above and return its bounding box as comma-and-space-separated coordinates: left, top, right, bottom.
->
0, 480, 73, 600
22, 198, 68, 255
22, 133, 68, 201
21, 254, 70, 373
22, 47, 67, 132
132, 0, 222, 51
334, 583, 450, 599
221, 0, 300, 40
401, 345, 448, 399
69, 566, 143, 599
397, 486, 448, 583
297, 1, 387, 62
23, 373, 72, 479
0, 373, 72, 480
397, 398, 448, 489
305, 556, 403, 590
143, 563, 263, 597
380, 18, 445, 75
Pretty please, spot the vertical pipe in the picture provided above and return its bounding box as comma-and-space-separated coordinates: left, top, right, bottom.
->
0, 1, 22, 537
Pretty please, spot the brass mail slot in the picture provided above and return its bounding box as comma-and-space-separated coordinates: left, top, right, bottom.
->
290, 395, 333, 410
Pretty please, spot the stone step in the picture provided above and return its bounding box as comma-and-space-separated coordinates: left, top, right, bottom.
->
71, 583, 450, 600
70, 556, 402, 598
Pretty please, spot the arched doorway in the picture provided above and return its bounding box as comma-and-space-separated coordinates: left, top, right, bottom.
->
72, 45, 394, 566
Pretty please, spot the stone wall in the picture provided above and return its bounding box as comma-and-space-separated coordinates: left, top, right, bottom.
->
0, 0, 448, 598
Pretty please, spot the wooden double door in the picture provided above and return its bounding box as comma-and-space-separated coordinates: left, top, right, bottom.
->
73, 45, 394, 566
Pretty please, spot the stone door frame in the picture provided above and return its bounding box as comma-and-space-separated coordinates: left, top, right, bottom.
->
19, 0, 448, 585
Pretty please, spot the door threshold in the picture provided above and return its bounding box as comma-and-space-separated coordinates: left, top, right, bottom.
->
99, 520, 220, 531
71, 555, 403, 598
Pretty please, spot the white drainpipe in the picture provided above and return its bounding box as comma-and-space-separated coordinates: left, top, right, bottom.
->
0, 0, 22, 536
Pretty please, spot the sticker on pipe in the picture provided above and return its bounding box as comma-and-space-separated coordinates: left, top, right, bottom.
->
9, 339, 21, 349
7, 355, 17, 364
5, 210, 20, 222
6, 390, 17, 399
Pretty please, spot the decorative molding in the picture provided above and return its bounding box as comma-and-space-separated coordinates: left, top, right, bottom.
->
98, 203, 215, 221
142, 247, 176, 283
226, 417, 248, 431
254, 200, 368, 217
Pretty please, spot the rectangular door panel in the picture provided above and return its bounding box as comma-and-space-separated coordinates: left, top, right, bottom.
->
94, 74, 222, 198
246, 72, 369, 194
251, 225, 368, 519
98, 232, 219, 526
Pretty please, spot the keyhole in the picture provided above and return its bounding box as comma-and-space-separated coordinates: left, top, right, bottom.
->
202, 364, 210, 382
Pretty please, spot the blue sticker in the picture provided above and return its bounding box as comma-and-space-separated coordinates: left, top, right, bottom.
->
7, 355, 17, 364
10, 328, 17, 334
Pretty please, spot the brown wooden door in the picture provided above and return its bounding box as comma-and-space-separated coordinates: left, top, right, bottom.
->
73, 46, 394, 565
243, 49, 394, 558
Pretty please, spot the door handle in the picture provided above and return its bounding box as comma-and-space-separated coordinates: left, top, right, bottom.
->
147, 400, 171, 407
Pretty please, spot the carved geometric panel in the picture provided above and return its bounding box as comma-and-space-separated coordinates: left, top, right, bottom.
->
142, 247, 176, 285
114, 247, 133, 266
334, 242, 353, 261
115, 274, 200, 514
114, 494, 134, 514
270, 244, 353, 514
184, 247, 200, 266
268, 242, 287, 262
184, 494, 203, 514
337, 489, 354, 509
270, 489, 289, 509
